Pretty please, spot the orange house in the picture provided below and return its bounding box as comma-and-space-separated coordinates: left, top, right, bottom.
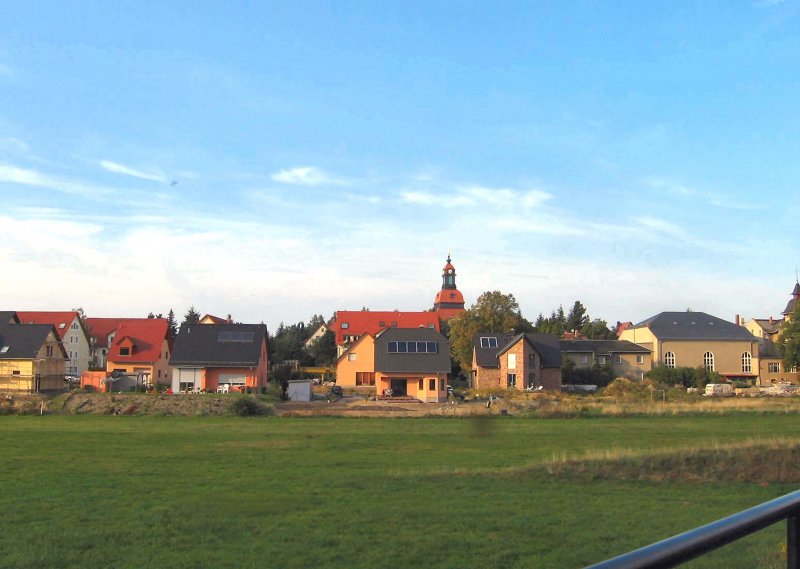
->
337, 327, 450, 402
102, 319, 172, 389
169, 323, 268, 392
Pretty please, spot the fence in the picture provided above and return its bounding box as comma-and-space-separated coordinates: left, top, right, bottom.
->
586, 489, 800, 568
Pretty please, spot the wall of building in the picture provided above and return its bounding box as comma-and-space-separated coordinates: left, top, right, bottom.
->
335, 337, 375, 388
659, 340, 756, 376
375, 371, 447, 402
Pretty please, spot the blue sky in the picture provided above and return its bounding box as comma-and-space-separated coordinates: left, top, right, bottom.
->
1, 1, 798, 329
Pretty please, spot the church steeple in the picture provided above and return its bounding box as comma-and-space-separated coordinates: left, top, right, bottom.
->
434, 253, 466, 321
442, 254, 457, 290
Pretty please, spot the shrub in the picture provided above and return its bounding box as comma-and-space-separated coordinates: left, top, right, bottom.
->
230, 397, 262, 417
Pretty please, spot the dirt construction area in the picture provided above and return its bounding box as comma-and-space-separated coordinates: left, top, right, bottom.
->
0, 392, 508, 417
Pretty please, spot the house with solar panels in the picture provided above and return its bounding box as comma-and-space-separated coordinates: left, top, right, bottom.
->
170, 323, 268, 393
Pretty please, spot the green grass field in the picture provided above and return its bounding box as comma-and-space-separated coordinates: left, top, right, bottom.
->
1, 415, 798, 568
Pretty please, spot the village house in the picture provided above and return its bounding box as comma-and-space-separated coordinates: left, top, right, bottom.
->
471, 332, 562, 391
82, 318, 172, 391
0, 318, 68, 392
336, 327, 450, 402
169, 323, 268, 393
618, 311, 760, 382
560, 339, 652, 380
329, 310, 440, 356
17, 311, 91, 376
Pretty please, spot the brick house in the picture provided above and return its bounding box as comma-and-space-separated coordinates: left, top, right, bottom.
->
472, 332, 562, 391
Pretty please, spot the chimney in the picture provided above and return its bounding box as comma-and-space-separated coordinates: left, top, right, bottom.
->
735, 314, 740, 326
770, 316, 774, 325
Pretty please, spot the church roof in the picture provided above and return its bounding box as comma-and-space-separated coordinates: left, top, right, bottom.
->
632, 311, 755, 341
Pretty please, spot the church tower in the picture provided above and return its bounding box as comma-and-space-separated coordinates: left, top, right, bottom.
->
433, 254, 466, 321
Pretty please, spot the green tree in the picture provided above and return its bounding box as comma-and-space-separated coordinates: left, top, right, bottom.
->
565, 301, 588, 332
448, 291, 533, 371
581, 318, 616, 339
182, 305, 201, 326
779, 306, 800, 373
306, 330, 336, 366
167, 309, 178, 340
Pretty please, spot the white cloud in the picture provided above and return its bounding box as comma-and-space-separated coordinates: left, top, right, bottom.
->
401, 184, 553, 210
271, 166, 345, 186
0, 164, 111, 197
100, 160, 167, 183
401, 190, 437, 205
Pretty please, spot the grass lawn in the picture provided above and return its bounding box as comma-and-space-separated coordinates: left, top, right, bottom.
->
1, 414, 798, 568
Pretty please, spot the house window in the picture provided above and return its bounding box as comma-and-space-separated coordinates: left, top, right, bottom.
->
341, 322, 349, 329
418, 379, 423, 390
614, 355, 622, 364
439, 379, 445, 391
665, 352, 676, 368
598, 356, 608, 365
348, 353, 357, 361
742, 352, 752, 373
580, 355, 589, 364
429, 378, 436, 391
769, 362, 781, 373
507, 373, 516, 388
387, 341, 437, 353
72, 322, 78, 330
636, 355, 644, 364
480, 337, 498, 348
528, 372, 536, 387
46, 345, 53, 357
703, 352, 715, 372
355, 372, 375, 386
508, 353, 516, 369
12, 370, 20, 375
120, 347, 130, 356
0, 346, 8, 354
379, 321, 385, 327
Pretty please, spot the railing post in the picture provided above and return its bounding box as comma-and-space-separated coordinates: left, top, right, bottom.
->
788, 514, 799, 569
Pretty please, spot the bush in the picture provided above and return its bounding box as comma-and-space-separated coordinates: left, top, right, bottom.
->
230, 397, 262, 417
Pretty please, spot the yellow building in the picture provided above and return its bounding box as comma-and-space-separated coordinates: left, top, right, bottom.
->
0, 322, 68, 392
618, 311, 758, 382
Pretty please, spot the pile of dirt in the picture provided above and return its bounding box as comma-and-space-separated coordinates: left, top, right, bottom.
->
0, 394, 48, 415
51, 392, 240, 416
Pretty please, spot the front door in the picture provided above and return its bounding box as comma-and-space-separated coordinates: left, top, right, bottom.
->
390, 378, 407, 396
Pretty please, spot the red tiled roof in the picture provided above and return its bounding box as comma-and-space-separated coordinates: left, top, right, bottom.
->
85, 317, 154, 348
434, 289, 465, 305
17, 311, 80, 340
330, 311, 440, 345
107, 319, 169, 363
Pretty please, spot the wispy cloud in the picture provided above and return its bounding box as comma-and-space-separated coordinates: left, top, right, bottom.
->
645, 177, 763, 211
0, 136, 30, 153
271, 166, 345, 186
401, 185, 552, 209
0, 164, 111, 197
100, 160, 167, 183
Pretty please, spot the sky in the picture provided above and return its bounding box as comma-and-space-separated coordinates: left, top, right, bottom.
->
1, 1, 799, 330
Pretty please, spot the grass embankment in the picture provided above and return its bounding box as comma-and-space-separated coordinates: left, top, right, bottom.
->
1, 415, 799, 568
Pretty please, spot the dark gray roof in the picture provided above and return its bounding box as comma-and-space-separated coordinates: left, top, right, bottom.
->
753, 319, 782, 334
783, 285, 799, 315
560, 339, 651, 355
758, 339, 783, 359
374, 327, 450, 374
0, 311, 20, 324
0, 323, 63, 359
633, 311, 755, 341
472, 333, 516, 368
497, 332, 563, 368
170, 323, 267, 367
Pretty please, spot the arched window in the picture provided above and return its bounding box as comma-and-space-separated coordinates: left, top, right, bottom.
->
742, 352, 752, 373
665, 352, 676, 368
704, 352, 715, 372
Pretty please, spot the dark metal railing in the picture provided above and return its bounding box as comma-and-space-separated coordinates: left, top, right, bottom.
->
586, 489, 800, 569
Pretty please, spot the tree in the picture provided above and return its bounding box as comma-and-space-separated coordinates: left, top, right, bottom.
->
182, 305, 201, 326
565, 301, 588, 332
581, 318, 616, 340
779, 305, 800, 373
448, 291, 533, 371
306, 330, 336, 366
167, 309, 178, 340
